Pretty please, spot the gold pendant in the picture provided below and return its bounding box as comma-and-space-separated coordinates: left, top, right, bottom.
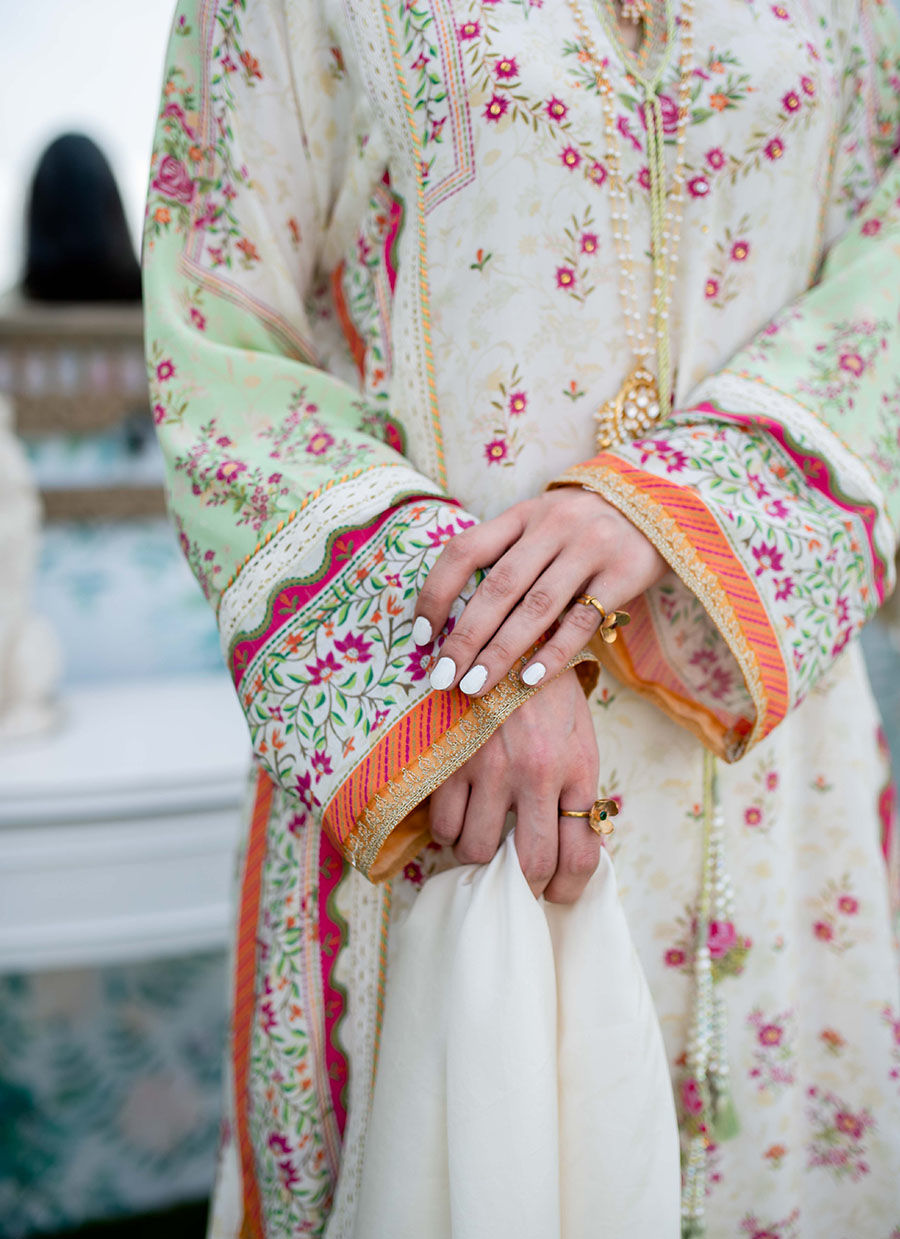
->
594, 365, 661, 451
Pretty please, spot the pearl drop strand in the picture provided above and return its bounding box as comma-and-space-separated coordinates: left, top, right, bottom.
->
567, 0, 694, 422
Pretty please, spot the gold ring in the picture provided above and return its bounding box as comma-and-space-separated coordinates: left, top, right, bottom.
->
574, 595, 631, 644
559, 798, 619, 836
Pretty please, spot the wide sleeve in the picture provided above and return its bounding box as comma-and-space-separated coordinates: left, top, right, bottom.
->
143, 0, 584, 879
550, 0, 900, 762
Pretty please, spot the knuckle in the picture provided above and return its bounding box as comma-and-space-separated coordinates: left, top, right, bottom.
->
520, 587, 556, 622
567, 602, 600, 635
455, 838, 496, 866
484, 633, 514, 664
481, 564, 517, 602
429, 817, 459, 846
564, 843, 600, 879
544, 879, 584, 906
521, 843, 556, 885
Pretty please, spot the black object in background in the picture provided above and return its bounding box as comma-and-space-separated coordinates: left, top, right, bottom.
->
22, 133, 141, 303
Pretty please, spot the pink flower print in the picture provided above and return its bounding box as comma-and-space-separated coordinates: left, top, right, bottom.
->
458, 19, 480, 39
311, 750, 333, 781
588, 161, 607, 186
731, 239, 751, 262
306, 652, 342, 685
295, 770, 321, 810
744, 806, 763, 827
189, 307, 206, 330
494, 55, 518, 79
277, 1159, 300, 1191
427, 524, 457, 548
766, 499, 790, 520
484, 437, 509, 465
287, 811, 308, 836
153, 403, 166, 425
483, 94, 509, 123
268, 1132, 291, 1156
764, 137, 786, 161
782, 90, 801, 113
839, 351, 865, 375
638, 93, 679, 134
751, 542, 784, 576
216, 435, 232, 447
708, 920, 737, 958
508, 390, 527, 415
268, 472, 282, 483
706, 147, 726, 170
410, 52, 429, 71
152, 154, 196, 204
681, 1078, 704, 1115
835, 1111, 864, 1141
665, 947, 686, 967
403, 861, 424, 887
546, 96, 568, 123
580, 232, 599, 255
861, 218, 882, 236
561, 145, 582, 171
162, 101, 197, 139
813, 919, 834, 942
334, 632, 373, 663
406, 646, 435, 682
555, 265, 577, 290
156, 358, 176, 382
637, 166, 651, 190
216, 459, 247, 481
687, 175, 710, 198
259, 1000, 277, 1033
306, 430, 335, 455
372, 707, 391, 729
773, 576, 795, 602
837, 895, 859, 915
835, 595, 850, 625
747, 472, 768, 498
766, 771, 779, 791
705, 277, 720, 299
758, 1023, 784, 1046
800, 75, 816, 96
771, 4, 789, 17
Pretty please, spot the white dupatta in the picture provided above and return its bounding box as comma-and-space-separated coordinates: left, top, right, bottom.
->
353, 833, 681, 1238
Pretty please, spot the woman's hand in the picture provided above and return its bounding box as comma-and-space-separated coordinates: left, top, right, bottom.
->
429, 668, 601, 904
413, 487, 668, 695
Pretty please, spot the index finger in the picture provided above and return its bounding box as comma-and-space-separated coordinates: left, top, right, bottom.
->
412, 509, 524, 649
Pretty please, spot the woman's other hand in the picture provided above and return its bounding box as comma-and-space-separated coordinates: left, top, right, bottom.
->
429, 667, 601, 904
413, 487, 668, 695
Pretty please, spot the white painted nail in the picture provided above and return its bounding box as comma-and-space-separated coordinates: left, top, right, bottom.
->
430, 656, 456, 691
412, 616, 433, 646
459, 664, 488, 696
521, 662, 546, 686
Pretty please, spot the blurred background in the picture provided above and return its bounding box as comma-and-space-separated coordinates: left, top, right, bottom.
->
1, 4, 900, 1239
0, 4, 248, 1237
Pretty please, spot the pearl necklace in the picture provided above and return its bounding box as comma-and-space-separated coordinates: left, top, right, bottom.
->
567, 0, 694, 450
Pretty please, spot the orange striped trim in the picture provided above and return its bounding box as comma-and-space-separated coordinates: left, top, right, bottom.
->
233, 766, 274, 1239
323, 686, 467, 845
554, 454, 790, 752
330, 260, 367, 380
611, 457, 788, 734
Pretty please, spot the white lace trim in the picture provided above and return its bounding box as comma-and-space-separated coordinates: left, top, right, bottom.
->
218, 464, 445, 647
323, 869, 389, 1239
688, 371, 897, 578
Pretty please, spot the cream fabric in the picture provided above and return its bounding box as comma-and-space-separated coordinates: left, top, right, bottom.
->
352, 834, 680, 1239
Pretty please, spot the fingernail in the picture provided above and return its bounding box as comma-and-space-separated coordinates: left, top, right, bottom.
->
412, 616, 433, 646
459, 664, 488, 696
430, 656, 456, 691
521, 662, 546, 686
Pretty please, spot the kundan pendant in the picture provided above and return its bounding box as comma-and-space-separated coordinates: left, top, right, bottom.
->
594, 365, 661, 450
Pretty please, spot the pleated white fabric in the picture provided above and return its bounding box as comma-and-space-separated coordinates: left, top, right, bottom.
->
352, 833, 681, 1239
